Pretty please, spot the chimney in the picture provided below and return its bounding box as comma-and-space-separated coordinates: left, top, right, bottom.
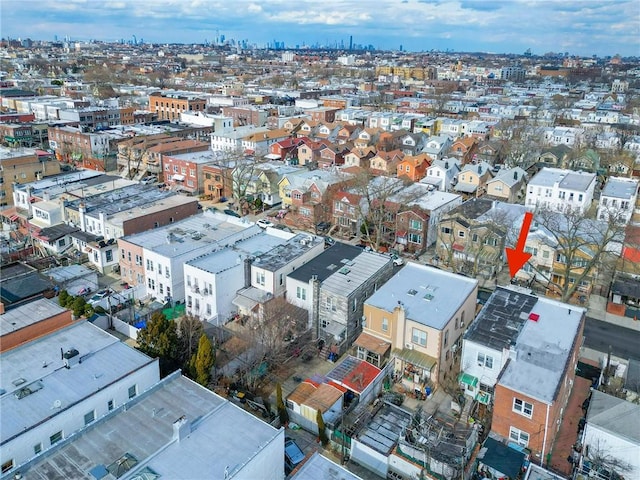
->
172, 415, 190, 442
0, 302, 4, 315
477, 165, 482, 174
243, 257, 253, 288
508, 343, 517, 361
513, 171, 518, 180
63, 348, 80, 368
310, 275, 321, 340
444, 161, 449, 169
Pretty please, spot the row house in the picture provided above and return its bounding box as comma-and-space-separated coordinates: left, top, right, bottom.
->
453, 161, 494, 198
317, 142, 350, 169
397, 131, 427, 156
147, 138, 210, 181
211, 125, 269, 152
245, 163, 299, 207
0, 122, 35, 148
449, 136, 478, 164
485, 166, 528, 203
286, 242, 394, 355
279, 169, 353, 232
422, 134, 453, 161
49, 126, 126, 171
0, 149, 61, 207
396, 153, 431, 182
598, 176, 639, 225
536, 145, 572, 169
475, 139, 506, 165
436, 199, 523, 278
267, 137, 302, 162
543, 126, 583, 146
525, 167, 596, 214
370, 149, 405, 176
221, 106, 268, 127
343, 146, 376, 169
357, 264, 478, 389
461, 286, 584, 459
422, 158, 461, 192
303, 106, 340, 123
184, 232, 322, 325
376, 129, 410, 153
149, 91, 206, 121
202, 163, 233, 202
296, 137, 326, 166
163, 149, 218, 195
336, 124, 361, 144
353, 127, 384, 149
241, 128, 291, 157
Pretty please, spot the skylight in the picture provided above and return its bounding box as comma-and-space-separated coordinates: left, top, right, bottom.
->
408, 289, 418, 296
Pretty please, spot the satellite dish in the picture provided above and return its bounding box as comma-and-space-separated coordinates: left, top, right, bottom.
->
53, 399, 62, 409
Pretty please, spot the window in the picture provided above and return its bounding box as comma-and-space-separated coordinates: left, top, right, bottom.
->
472, 234, 478, 242
299, 207, 311, 216
441, 226, 452, 235
84, 410, 96, 425
325, 296, 337, 312
296, 286, 306, 300
412, 328, 427, 346
443, 330, 449, 347
108, 399, 114, 411
542, 250, 550, 259
279, 273, 284, 286
128, 385, 137, 399
1, 460, 13, 474
382, 318, 389, 332
105, 250, 113, 262
352, 297, 357, 312
255, 271, 265, 286
513, 398, 534, 418
509, 426, 530, 447
477, 352, 493, 368
50, 430, 63, 446
34, 442, 42, 455
458, 231, 465, 238
146, 259, 153, 271
409, 219, 422, 230
408, 233, 422, 244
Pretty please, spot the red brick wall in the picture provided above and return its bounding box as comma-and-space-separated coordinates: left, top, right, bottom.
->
121, 200, 198, 236
0, 310, 74, 352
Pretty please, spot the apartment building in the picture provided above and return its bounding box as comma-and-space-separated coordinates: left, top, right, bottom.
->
0, 147, 60, 207
358, 264, 478, 388
597, 176, 639, 225
460, 286, 584, 459
525, 167, 596, 214
149, 91, 207, 121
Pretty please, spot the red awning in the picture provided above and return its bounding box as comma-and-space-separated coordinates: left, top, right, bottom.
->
9, 215, 19, 222
396, 230, 407, 238
452, 243, 464, 252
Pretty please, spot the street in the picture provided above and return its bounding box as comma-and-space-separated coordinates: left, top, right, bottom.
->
584, 317, 640, 361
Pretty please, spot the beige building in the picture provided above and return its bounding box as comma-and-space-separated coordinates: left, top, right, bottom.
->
0, 148, 60, 207
356, 263, 478, 391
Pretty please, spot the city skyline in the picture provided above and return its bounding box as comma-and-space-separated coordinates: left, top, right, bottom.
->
2, 0, 639, 57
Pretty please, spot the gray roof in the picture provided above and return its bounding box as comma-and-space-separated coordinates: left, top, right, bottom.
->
1, 321, 153, 444
291, 452, 363, 480
498, 293, 584, 403
66, 184, 179, 217
253, 233, 323, 272
366, 263, 478, 330
601, 177, 639, 200
353, 402, 411, 455
586, 390, 640, 444
288, 242, 364, 283
464, 287, 537, 350
321, 250, 391, 297
20, 373, 283, 479
529, 167, 595, 191
0, 297, 67, 337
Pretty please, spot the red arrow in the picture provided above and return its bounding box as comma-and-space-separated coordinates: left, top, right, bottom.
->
505, 211, 533, 278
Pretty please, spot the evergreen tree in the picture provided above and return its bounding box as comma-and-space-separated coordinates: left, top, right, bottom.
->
136, 312, 180, 377
71, 296, 87, 318
316, 409, 328, 446
276, 383, 289, 425
193, 333, 215, 386
58, 290, 69, 307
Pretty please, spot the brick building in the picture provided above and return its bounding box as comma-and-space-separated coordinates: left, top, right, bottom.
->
149, 92, 207, 121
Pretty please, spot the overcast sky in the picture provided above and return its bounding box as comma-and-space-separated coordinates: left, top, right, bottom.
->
2, 0, 639, 57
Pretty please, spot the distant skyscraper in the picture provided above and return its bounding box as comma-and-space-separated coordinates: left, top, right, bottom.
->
349, 35, 353, 50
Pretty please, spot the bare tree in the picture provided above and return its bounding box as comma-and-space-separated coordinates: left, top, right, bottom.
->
176, 314, 204, 365
582, 438, 634, 480
528, 206, 625, 302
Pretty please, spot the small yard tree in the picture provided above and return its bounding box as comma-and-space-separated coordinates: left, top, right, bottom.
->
191, 333, 215, 387
137, 312, 181, 377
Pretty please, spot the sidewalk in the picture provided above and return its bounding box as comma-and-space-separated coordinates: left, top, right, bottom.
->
587, 295, 640, 332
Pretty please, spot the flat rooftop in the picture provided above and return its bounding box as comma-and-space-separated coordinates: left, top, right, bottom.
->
252, 233, 323, 272
601, 176, 639, 199
288, 242, 363, 283
464, 287, 538, 350
0, 297, 68, 337
530, 167, 595, 191
291, 452, 363, 480
21, 373, 283, 480
366, 263, 478, 330
321, 250, 391, 297
14, 170, 104, 196
65, 184, 177, 217
1, 321, 154, 443
498, 294, 584, 403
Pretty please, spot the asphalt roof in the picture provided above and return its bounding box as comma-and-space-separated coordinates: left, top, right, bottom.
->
287, 242, 363, 283
479, 437, 526, 479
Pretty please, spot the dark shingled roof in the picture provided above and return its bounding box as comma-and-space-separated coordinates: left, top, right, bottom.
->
288, 242, 362, 283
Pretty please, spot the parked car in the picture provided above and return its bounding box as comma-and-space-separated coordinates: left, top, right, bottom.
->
223, 209, 241, 218
140, 176, 155, 185
324, 236, 335, 247
390, 254, 404, 266
88, 290, 111, 306
284, 438, 305, 475
256, 218, 274, 229
316, 221, 331, 233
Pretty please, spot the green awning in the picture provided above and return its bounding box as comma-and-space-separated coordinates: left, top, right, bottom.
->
392, 347, 437, 371
458, 372, 479, 387
476, 391, 491, 405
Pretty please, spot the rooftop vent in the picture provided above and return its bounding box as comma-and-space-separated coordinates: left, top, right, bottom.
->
423, 293, 435, 301
408, 289, 418, 296
338, 267, 351, 275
